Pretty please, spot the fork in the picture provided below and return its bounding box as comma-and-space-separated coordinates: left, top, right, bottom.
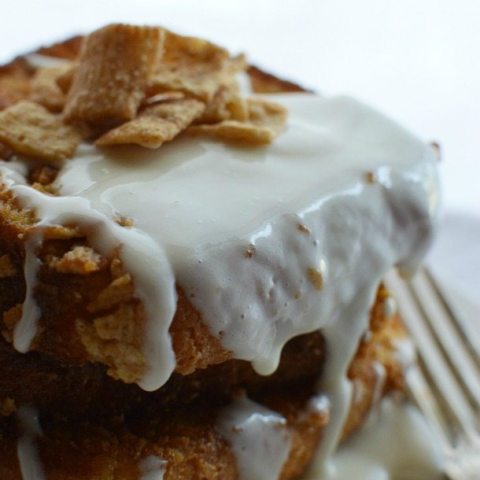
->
385, 267, 480, 480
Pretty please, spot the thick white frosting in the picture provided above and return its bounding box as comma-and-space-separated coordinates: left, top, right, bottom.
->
54, 93, 437, 383
0, 92, 440, 477
16, 406, 45, 480
139, 455, 166, 480
308, 398, 444, 480
0, 94, 439, 390
216, 395, 292, 480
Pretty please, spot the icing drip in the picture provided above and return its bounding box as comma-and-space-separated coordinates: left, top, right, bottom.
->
0, 165, 176, 391
13, 235, 42, 353
0, 94, 439, 398
0, 91, 441, 478
217, 396, 292, 480
139, 455, 167, 480
308, 283, 383, 476
307, 398, 445, 480
16, 407, 45, 480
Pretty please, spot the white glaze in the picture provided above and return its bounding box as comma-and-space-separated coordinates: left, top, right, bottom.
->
393, 338, 417, 371
383, 296, 398, 319
309, 283, 382, 474
371, 362, 387, 408
0, 179, 177, 390
216, 395, 292, 480
16, 406, 45, 480
306, 398, 445, 480
0, 94, 438, 390
0, 92, 441, 477
139, 455, 166, 480
308, 394, 331, 418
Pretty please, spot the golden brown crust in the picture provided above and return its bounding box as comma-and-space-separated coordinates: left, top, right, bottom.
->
247, 65, 310, 94
0, 197, 232, 382
0, 392, 323, 480
0, 288, 407, 479
343, 285, 407, 438
28, 64, 71, 112
0, 100, 82, 163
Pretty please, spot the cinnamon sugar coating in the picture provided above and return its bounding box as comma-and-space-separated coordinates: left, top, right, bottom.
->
64, 24, 165, 128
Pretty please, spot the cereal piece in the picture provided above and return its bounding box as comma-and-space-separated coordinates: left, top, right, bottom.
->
0, 70, 31, 110
297, 223, 311, 234
0, 254, 16, 278
77, 303, 146, 383
96, 98, 205, 148
188, 98, 287, 145
115, 215, 135, 227
0, 101, 82, 163
49, 246, 106, 275
64, 24, 165, 127
31, 182, 57, 195
87, 274, 134, 313
147, 31, 237, 102
307, 267, 324, 291
92, 304, 138, 342
29, 65, 72, 112
195, 83, 248, 124
56, 65, 76, 93
43, 225, 81, 240
247, 65, 309, 94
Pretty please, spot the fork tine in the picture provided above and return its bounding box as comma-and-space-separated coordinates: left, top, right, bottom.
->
404, 361, 451, 449
424, 268, 480, 367
385, 270, 479, 441
411, 268, 480, 410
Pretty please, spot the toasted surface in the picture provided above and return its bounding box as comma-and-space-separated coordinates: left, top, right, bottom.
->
0, 290, 408, 479
0, 392, 323, 480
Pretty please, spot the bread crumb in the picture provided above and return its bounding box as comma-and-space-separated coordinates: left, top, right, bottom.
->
50, 245, 106, 275
307, 268, 324, 291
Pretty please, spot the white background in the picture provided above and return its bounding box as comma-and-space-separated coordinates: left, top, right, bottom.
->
2, 0, 479, 309
1, 0, 479, 214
